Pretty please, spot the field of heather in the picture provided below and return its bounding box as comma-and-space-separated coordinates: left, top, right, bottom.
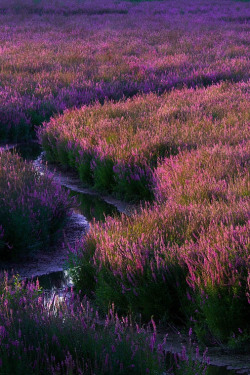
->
0, 0, 249, 374
0, 0, 249, 142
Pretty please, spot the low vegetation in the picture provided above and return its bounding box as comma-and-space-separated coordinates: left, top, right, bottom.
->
40, 81, 250, 201
0, 273, 208, 375
0, 0, 249, 142
69, 142, 250, 345
0, 0, 249, 369
0, 151, 71, 259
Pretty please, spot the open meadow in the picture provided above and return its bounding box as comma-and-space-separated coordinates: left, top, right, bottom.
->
0, 0, 249, 373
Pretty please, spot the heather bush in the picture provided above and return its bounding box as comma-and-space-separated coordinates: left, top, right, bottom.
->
183, 223, 250, 346
40, 81, 250, 200
0, 151, 72, 259
68, 133, 250, 340
69, 197, 250, 325
0, 273, 208, 375
69, 136, 250, 344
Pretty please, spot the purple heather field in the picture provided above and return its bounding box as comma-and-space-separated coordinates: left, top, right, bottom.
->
0, 0, 249, 374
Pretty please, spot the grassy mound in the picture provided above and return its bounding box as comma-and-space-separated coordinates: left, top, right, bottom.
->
40, 81, 249, 201
69, 143, 250, 345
